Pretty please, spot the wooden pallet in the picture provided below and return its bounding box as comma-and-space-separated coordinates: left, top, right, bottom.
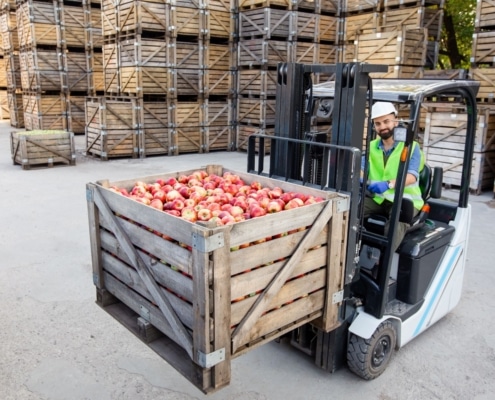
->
471, 31, 495, 66
10, 130, 75, 169
423, 106, 495, 193
85, 96, 140, 159
239, 8, 291, 40
475, 0, 495, 30
238, 0, 292, 11
86, 165, 348, 392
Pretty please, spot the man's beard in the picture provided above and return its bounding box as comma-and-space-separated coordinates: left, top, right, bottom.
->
378, 128, 394, 140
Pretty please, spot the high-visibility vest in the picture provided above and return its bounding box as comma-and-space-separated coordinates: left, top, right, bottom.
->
368, 140, 424, 211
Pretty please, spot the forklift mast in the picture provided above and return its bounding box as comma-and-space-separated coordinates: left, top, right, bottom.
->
272, 62, 387, 285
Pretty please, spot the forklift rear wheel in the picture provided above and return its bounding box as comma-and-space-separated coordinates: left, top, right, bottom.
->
347, 320, 396, 380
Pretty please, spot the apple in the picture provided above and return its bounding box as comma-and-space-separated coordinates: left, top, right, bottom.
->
266, 201, 283, 213
165, 177, 177, 186
268, 187, 283, 199
250, 181, 262, 190
153, 189, 167, 202
197, 208, 212, 221
172, 198, 185, 211
285, 199, 302, 210
166, 190, 183, 201
177, 175, 189, 184
293, 192, 308, 202
178, 186, 191, 199
230, 205, 244, 218
280, 192, 293, 203
249, 205, 266, 218
150, 198, 164, 210
181, 207, 197, 222
221, 214, 236, 225
164, 210, 180, 217
184, 198, 197, 208
156, 178, 166, 186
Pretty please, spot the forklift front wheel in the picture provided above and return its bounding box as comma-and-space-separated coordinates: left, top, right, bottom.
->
347, 320, 396, 380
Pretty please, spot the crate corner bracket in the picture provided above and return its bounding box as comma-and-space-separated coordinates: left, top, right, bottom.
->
197, 348, 225, 368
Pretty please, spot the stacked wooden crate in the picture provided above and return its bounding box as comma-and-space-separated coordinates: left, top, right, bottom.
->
341, 0, 437, 78
422, 103, 495, 194
14, 0, 102, 133
236, 0, 340, 150
469, 0, 495, 103
0, 0, 23, 125
87, 0, 235, 159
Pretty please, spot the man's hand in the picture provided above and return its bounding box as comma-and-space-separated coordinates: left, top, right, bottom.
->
368, 181, 389, 194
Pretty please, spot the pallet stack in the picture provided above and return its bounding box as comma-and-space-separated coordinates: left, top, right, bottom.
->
236, 0, 340, 150
14, 0, 102, 133
0, 0, 22, 125
87, 0, 235, 159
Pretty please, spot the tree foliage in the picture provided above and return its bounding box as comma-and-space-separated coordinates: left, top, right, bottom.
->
439, 0, 477, 69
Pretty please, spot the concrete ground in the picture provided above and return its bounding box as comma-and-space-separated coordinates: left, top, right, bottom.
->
1, 119, 495, 400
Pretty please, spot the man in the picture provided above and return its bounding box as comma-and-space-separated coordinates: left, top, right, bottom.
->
363, 102, 424, 252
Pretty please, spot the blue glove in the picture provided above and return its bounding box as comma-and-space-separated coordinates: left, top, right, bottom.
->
368, 181, 389, 194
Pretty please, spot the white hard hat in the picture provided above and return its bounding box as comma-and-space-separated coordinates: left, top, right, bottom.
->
371, 102, 397, 120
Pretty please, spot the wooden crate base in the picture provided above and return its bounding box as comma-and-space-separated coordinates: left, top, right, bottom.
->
10, 130, 76, 170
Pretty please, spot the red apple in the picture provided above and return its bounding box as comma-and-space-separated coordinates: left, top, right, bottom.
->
153, 190, 167, 202
285, 199, 302, 210
165, 210, 181, 217
181, 207, 197, 222
266, 201, 283, 213
172, 198, 185, 211
197, 208, 212, 221
166, 190, 183, 202
268, 187, 283, 199
150, 198, 164, 210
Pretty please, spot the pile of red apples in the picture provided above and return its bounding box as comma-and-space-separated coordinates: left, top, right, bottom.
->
109, 170, 324, 225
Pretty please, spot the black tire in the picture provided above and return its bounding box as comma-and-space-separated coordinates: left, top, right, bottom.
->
347, 320, 397, 380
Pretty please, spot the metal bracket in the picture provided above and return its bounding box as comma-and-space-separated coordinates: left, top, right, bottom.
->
336, 197, 350, 213
192, 232, 224, 253
197, 348, 225, 368
332, 290, 344, 304
139, 305, 150, 321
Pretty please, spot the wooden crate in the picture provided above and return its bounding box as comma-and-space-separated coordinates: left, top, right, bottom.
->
203, 69, 232, 96
236, 123, 274, 150
204, 0, 235, 12
168, 39, 202, 69
10, 130, 76, 169
138, 97, 172, 156
471, 31, 495, 66
203, 9, 233, 39
202, 98, 232, 126
16, 1, 59, 47
101, 0, 118, 37
86, 165, 348, 393
169, 68, 202, 97
238, 8, 292, 39
88, 50, 105, 94
169, 4, 203, 38
237, 67, 278, 97
318, 14, 339, 43
354, 28, 427, 67
171, 125, 203, 153
293, 11, 318, 41
118, 0, 168, 33
5, 52, 21, 90
317, 43, 339, 65
292, 41, 317, 64
63, 49, 91, 92
369, 64, 424, 79
22, 93, 67, 131
237, 96, 276, 126
203, 41, 234, 69
238, 38, 290, 67
171, 99, 202, 127
0, 89, 8, 119
119, 36, 169, 94
85, 96, 140, 159
469, 67, 495, 102
19, 47, 64, 92
383, 0, 444, 8
8, 90, 24, 128
59, 4, 86, 48
423, 106, 495, 193
203, 124, 233, 151
66, 94, 86, 134
475, 0, 495, 30
380, 6, 443, 41
342, 12, 379, 42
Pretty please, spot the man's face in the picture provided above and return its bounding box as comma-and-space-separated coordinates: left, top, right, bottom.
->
373, 113, 398, 140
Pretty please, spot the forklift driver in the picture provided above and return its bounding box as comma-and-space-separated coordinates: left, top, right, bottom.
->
362, 102, 424, 252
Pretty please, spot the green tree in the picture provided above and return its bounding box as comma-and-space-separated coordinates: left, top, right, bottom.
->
439, 0, 477, 69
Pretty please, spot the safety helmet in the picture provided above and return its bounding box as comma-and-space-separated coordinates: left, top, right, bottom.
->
371, 102, 397, 120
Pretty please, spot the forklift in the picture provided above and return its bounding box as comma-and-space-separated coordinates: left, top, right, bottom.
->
247, 62, 480, 379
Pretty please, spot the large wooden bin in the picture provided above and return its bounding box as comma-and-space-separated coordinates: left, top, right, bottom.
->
10, 130, 76, 169
86, 165, 349, 394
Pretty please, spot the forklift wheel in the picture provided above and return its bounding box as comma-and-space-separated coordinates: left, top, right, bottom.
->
347, 320, 396, 380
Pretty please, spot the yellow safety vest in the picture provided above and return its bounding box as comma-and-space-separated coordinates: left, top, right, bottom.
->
368, 140, 424, 211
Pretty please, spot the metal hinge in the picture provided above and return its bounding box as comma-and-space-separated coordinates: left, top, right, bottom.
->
192, 232, 224, 252
333, 290, 344, 304
197, 348, 225, 368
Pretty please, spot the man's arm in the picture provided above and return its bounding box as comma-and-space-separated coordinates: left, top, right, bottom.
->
389, 143, 421, 187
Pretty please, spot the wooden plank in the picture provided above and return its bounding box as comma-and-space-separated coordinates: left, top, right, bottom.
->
475, 0, 495, 30
471, 31, 495, 66
204, 9, 232, 39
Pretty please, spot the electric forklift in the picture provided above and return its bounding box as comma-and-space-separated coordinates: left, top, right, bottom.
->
247, 62, 480, 379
